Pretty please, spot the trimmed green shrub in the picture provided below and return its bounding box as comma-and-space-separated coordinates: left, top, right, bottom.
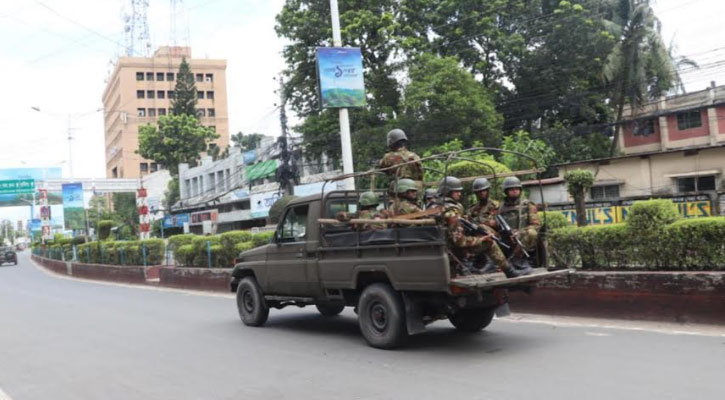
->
141, 239, 165, 265
234, 241, 255, 255
219, 231, 254, 268
175, 244, 196, 266
251, 231, 275, 247
191, 235, 222, 267
626, 199, 680, 231
663, 217, 725, 270
168, 233, 196, 252
539, 211, 570, 230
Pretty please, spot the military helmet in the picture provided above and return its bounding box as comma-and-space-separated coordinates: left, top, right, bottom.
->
359, 191, 380, 207
502, 176, 522, 191
386, 128, 408, 147
438, 176, 463, 196
472, 178, 491, 192
424, 188, 437, 200
395, 178, 418, 193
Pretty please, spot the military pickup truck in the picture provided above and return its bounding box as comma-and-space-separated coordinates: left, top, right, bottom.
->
230, 190, 570, 349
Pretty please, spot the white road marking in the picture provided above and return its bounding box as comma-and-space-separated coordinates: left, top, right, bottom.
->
503, 313, 725, 338
28, 256, 234, 299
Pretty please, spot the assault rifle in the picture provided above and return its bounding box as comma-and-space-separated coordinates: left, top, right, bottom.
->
459, 218, 510, 250
495, 214, 529, 258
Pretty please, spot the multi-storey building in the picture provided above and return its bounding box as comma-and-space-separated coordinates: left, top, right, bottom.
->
102, 46, 229, 179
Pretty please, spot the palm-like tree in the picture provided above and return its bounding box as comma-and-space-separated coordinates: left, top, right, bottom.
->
602, 0, 684, 153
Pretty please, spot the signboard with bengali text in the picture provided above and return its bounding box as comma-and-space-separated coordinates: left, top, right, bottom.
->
316, 47, 366, 108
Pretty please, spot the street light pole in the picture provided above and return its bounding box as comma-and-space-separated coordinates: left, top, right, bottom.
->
329, 0, 355, 190
67, 114, 74, 178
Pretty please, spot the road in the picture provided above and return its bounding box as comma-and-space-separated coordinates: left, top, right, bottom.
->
1, 251, 723, 400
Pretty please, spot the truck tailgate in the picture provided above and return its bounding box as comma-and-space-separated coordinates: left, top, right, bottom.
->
450, 268, 573, 289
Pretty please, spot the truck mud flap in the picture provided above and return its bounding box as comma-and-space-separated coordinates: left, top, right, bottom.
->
450, 268, 574, 290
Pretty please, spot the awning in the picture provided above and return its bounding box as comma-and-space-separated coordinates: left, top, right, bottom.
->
664, 169, 720, 178
246, 160, 278, 181
592, 179, 624, 187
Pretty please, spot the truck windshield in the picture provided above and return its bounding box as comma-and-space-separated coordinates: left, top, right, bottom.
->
279, 205, 309, 242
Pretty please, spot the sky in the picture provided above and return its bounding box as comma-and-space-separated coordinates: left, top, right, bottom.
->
0, 0, 724, 224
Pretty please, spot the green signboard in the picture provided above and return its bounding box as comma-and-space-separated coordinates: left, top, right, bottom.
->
0, 179, 35, 194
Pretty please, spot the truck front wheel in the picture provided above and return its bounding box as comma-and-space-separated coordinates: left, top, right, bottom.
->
236, 277, 269, 326
357, 283, 407, 349
449, 308, 495, 332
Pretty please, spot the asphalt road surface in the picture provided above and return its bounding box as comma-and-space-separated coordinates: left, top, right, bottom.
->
1, 251, 723, 400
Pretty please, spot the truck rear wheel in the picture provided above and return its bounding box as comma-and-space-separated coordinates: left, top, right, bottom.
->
316, 302, 345, 317
236, 277, 269, 326
449, 308, 495, 332
357, 283, 407, 349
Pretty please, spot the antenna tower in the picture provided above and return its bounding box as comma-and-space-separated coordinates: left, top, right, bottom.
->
169, 0, 190, 47
122, 0, 151, 57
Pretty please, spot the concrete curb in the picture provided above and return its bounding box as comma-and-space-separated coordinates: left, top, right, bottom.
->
32, 255, 725, 324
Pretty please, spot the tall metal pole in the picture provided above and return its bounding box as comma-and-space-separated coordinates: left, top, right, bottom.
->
67, 114, 74, 179
329, 0, 355, 190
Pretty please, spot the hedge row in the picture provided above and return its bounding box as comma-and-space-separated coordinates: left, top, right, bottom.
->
75, 239, 166, 266
549, 217, 725, 271
172, 230, 273, 268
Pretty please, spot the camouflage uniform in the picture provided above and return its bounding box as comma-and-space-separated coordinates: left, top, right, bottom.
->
392, 198, 423, 216
378, 148, 424, 193
467, 199, 500, 227
498, 198, 540, 250
442, 198, 508, 270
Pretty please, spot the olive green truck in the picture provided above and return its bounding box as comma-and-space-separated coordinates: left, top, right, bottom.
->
230, 191, 570, 349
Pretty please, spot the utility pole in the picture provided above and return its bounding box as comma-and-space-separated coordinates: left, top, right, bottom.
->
67, 114, 74, 178
329, 0, 355, 190
277, 75, 295, 196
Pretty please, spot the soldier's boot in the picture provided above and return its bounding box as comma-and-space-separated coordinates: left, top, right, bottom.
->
511, 256, 534, 275
456, 264, 473, 276
479, 259, 498, 274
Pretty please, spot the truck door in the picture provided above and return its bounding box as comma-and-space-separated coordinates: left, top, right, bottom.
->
267, 204, 315, 296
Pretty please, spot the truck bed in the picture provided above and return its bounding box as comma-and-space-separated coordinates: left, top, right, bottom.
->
450, 268, 573, 289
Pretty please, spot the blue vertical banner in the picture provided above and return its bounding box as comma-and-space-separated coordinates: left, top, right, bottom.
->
62, 182, 85, 230
316, 47, 366, 108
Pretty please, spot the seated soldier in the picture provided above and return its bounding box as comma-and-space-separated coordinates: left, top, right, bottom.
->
438, 176, 522, 278
336, 191, 389, 230
494, 177, 537, 274
390, 178, 423, 216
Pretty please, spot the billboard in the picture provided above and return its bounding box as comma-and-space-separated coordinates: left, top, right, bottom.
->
62, 182, 86, 230
250, 191, 282, 218
0, 168, 62, 207
316, 47, 366, 108
163, 213, 190, 229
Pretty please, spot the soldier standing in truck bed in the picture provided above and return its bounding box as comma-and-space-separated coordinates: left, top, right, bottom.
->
378, 129, 424, 194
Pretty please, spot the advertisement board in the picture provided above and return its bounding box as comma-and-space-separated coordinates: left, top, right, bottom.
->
0, 168, 62, 207
250, 191, 282, 218
163, 213, 190, 229
190, 209, 218, 226
62, 182, 85, 230
316, 47, 366, 108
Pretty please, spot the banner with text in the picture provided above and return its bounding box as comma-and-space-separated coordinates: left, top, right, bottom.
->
316, 47, 366, 108
62, 182, 85, 230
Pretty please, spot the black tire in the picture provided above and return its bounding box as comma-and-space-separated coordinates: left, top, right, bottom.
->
236, 277, 269, 326
449, 308, 496, 332
357, 283, 407, 349
316, 302, 345, 317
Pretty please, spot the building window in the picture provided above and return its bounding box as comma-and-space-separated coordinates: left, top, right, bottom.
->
206, 91, 214, 100
112, 167, 118, 178
136, 72, 144, 81
197, 109, 206, 117
168, 90, 175, 99
137, 108, 146, 117
151, 163, 158, 172
167, 72, 174, 81
678, 176, 716, 192
205, 73, 213, 83
217, 170, 225, 191
195, 73, 203, 82
136, 90, 145, 99
590, 185, 620, 200
158, 108, 167, 116
633, 118, 656, 136
207, 108, 215, 117
676, 111, 702, 130
184, 179, 191, 198
140, 162, 149, 173
208, 172, 216, 192
148, 108, 156, 117
146, 90, 155, 99
157, 90, 165, 99
146, 72, 154, 81
156, 72, 164, 81
197, 91, 205, 99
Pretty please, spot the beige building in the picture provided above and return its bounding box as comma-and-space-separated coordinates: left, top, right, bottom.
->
102, 46, 229, 179
553, 84, 725, 203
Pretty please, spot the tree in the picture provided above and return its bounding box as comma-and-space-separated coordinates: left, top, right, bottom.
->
112, 193, 139, 236
231, 132, 264, 151
137, 114, 219, 176
170, 57, 198, 116
602, 0, 678, 154
565, 169, 594, 227
164, 178, 180, 211
401, 55, 502, 148
500, 130, 556, 173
